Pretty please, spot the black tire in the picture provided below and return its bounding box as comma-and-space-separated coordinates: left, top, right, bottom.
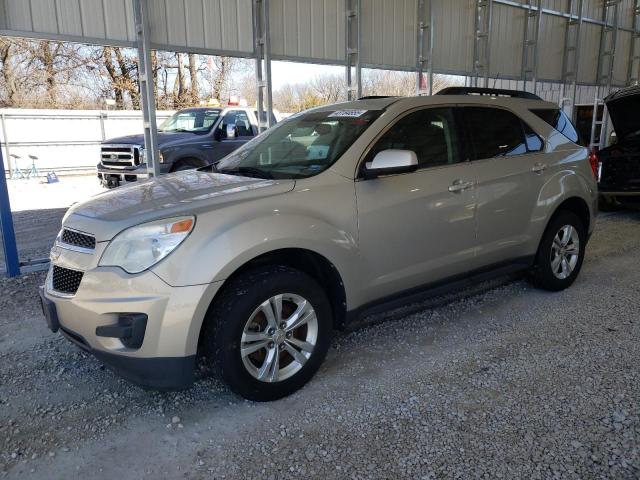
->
529, 210, 586, 291
203, 266, 332, 401
172, 158, 202, 172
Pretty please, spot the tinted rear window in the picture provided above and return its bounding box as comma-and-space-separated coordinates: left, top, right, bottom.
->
531, 109, 582, 145
463, 107, 541, 159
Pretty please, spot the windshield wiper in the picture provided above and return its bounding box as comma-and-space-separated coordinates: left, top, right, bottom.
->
218, 166, 273, 179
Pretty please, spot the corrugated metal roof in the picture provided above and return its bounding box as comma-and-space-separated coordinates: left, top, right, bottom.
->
0, 0, 637, 86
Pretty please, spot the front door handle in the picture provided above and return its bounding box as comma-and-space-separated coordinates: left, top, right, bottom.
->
532, 162, 547, 174
448, 179, 474, 193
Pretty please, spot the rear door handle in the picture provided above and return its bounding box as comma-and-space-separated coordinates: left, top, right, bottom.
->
532, 162, 547, 174
448, 180, 474, 193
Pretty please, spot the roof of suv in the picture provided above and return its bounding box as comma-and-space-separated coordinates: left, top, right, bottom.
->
314, 93, 556, 112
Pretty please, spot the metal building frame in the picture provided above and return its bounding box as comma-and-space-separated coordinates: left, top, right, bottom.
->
345, 0, 362, 100
521, 0, 542, 94
253, 0, 274, 131
627, 0, 640, 85
590, 0, 621, 149
473, 0, 493, 88
416, 0, 434, 95
133, 0, 160, 176
560, 0, 585, 116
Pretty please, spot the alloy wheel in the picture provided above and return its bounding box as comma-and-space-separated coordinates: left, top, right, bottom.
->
240, 293, 318, 383
550, 224, 580, 280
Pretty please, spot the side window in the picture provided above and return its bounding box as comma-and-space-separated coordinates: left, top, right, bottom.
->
368, 107, 462, 169
523, 123, 543, 152
464, 107, 529, 159
531, 109, 582, 145
218, 111, 254, 138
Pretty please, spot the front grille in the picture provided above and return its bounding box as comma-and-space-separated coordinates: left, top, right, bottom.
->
52, 266, 84, 295
61, 229, 95, 250
101, 144, 140, 168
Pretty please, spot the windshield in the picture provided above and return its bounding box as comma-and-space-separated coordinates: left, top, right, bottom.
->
159, 109, 221, 133
217, 108, 383, 179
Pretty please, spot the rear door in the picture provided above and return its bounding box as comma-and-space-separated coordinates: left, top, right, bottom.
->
355, 106, 478, 302
462, 106, 547, 266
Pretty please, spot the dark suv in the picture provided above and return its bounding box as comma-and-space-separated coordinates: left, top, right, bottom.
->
97, 106, 275, 188
596, 85, 640, 209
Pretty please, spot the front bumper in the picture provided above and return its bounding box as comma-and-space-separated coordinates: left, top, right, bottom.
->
40, 262, 220, 390
97, 163, 171, 187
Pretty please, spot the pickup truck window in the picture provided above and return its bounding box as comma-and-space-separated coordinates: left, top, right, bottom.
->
160, 109, 221, 133
217, 109, 383, 179
218, 110, 255, 138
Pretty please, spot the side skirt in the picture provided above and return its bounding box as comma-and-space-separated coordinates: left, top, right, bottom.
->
343, 256, 534, 330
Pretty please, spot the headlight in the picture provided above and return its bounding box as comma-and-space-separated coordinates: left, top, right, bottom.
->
159, 151, 164, 163
99, 216, 195, 274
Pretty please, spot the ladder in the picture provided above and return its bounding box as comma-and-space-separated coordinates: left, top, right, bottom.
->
627, 0, 640, 85
521, 0, 542, 94
472, 0, 493, 88
589, 0, 620, 150
560, 0, 584, 117
416, 0, 434, 95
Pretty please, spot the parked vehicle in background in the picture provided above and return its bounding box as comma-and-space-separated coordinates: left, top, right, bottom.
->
41, 88, 597, 401
97, 105, 277, 188
594, 85, 640, 210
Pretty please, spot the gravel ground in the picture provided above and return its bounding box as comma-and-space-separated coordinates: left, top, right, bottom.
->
1, 212, 639, 479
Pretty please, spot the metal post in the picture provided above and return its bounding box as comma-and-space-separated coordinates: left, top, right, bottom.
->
416, 0, 434, 95
253, 0, 273, 131
0, 146, 20, 277
133, 0, 160, 177
345, 0, 361, 100
0, 113, 12, 177
560, 0, 584, 119
521, 0, 542, 94
99, 112, 106, 141
473, 0, 493, 88
627, 0, 640, 85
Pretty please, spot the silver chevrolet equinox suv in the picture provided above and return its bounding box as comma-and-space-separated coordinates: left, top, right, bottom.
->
40, 87, 597, 401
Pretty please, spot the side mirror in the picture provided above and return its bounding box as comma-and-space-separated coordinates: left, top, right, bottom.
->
226, 123, 237, 139
363, 149, 418, 178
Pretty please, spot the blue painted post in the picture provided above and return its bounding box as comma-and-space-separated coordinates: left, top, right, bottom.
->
0, 145, 20, 277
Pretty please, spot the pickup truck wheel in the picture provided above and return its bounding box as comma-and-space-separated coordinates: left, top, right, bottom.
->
529, 211, 586, 291
203, 266, 332, 401
598, 194, 619, 212
172, 158, 202, 172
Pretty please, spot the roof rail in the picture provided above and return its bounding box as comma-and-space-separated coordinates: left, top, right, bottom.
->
436, 87, 542, 100
357, 95, 396, 100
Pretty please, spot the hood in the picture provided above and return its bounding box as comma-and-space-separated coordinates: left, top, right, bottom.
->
604, 85, 640, 142
64, 170, 295, 241
103, 131, 206, 149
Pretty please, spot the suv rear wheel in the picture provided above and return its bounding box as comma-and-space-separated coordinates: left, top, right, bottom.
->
530, 210, 586, 291
203, 266, 332, 401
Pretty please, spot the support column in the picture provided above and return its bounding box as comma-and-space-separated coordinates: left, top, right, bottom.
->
253, 0, 274, 132
345, 0, 361, 100
473, 0, 493, 88
416, 0, 434, 95
521, 0, 542, 94
560, 0, 584, 119
133, 0, 160, 177
0, 146, 20, 277
627, 0, 640, 85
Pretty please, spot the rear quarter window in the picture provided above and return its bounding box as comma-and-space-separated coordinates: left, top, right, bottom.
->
531, 109, 582, 145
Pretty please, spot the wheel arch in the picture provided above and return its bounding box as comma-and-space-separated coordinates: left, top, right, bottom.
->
550, 196, 592, 233
196, 247, 348, 354
170, 155, 208, 172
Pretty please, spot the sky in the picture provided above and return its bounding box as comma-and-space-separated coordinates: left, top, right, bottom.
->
270, 61, 344, 88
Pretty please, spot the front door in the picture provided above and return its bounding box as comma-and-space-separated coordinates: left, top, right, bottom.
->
212, 110, 256, 163
355, 107, 478, 304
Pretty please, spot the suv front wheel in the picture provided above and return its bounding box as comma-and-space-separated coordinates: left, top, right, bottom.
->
204, 266, 332, 401
530, 210, 586, 291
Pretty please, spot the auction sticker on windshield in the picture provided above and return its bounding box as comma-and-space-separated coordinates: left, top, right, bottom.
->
328, 109, 368, 118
